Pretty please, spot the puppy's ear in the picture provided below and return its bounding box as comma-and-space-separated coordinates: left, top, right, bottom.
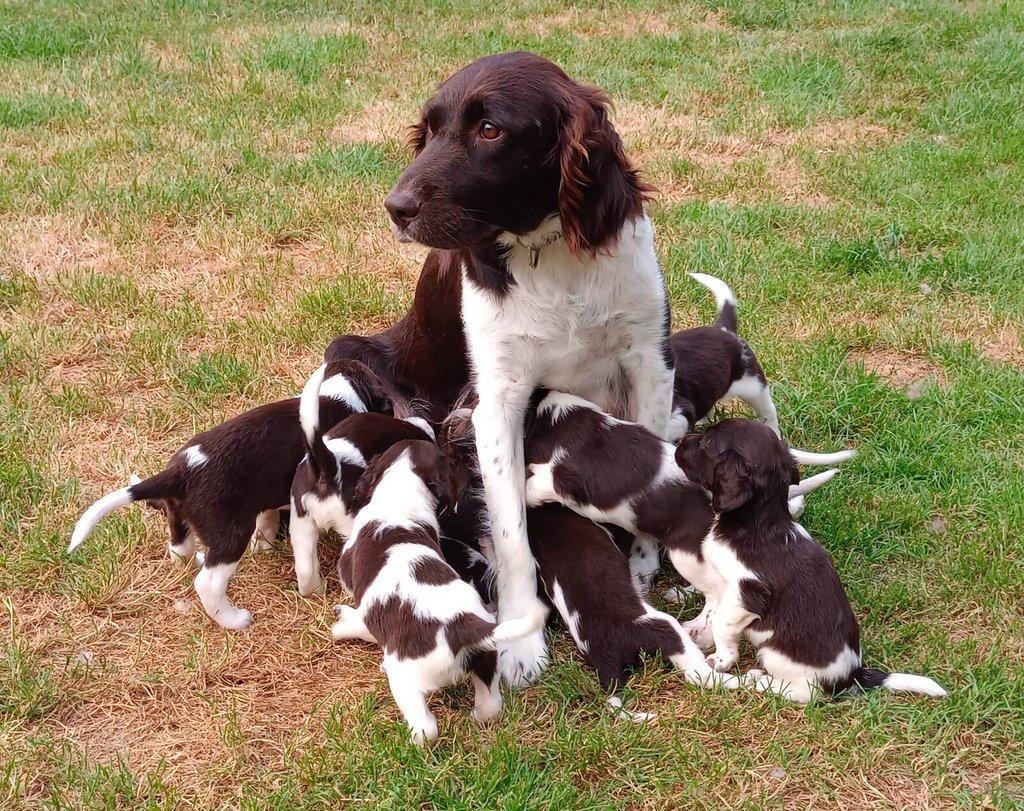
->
557, 83, 651, 256
425, 452, 467, 511
347, 455, 388, 513
711, 450, 754, 513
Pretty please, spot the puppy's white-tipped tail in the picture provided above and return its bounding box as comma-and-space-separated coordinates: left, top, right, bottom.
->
68, 486, 135, 552
790, 447, 857, 466
788, 468, 839, 498
882, 673, 948, 698
688, 272, 738, 332
299, 363, 327, 447
491, 605, 547, 644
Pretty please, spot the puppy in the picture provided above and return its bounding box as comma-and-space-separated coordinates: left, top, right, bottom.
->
524, 391, 849, 605
288, 363, 435, 597
667, 273, 779, 441
527, 505, 735, 718
677, 420, 946, 702
67, 359, 392, 629
332, 440, 544, 744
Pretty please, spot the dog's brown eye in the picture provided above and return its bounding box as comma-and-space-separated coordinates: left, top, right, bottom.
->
479, 121, 501, 140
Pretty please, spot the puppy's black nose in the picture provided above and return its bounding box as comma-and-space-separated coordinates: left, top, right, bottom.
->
384, 190, 420, 227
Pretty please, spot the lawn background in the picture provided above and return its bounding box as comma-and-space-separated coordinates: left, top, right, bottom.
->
1, 0, 1022, 807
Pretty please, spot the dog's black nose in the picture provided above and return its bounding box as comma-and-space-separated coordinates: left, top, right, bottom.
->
384, 190, 420, 227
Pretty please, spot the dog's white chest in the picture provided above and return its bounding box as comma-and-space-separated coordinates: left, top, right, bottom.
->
462, 216, 665, 413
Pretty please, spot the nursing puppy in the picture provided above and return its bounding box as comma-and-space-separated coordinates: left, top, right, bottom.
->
527, 505, 735, 719
667, 274, 779, 441
677, 420, 947, 702
289, 363, 434, 597
332, 440, 544, 745
67, 359, 392, 629
524, 391, 849, 603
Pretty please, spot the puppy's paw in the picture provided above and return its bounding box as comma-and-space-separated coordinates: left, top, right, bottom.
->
215, 607, 253, 631
664, 585, 696, 604
249, 536, 273, 552
409, 722, 439, 747
498, 629, 548, 688
706, 650, 737, 672
298, 574, 325, 598
472, 700, 503, 725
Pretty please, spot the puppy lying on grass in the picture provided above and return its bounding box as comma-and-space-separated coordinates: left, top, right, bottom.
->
676, 420, 947, 702
332, 439, 544, 745
67, 359, 393, 629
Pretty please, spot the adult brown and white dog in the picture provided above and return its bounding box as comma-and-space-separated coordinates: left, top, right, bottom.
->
382, 51, 673, 684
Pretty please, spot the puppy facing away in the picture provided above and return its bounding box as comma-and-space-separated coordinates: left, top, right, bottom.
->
524, 391, 848, 602
332, 440, 544, 745
667, 274, 779, 441
676, 420, 946, 702
67, 359, 393, 629
527, 505, 735, 718
289, 363, 435, 597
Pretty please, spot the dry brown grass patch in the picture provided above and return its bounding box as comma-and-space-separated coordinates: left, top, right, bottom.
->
330, 99, 418, 145
848, 348, 946, 389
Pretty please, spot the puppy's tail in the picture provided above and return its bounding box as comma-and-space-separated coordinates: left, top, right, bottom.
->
789, 447, 856, 466
689, 272, 738, 333
68, 469, 181, 553
490, 605, 547, 644
853, 667, 947, 698
788, 468, 839, 498
299, 363, 339, 483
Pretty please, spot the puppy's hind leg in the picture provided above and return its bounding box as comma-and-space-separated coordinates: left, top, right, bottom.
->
166, 504, 201, 567
467, 650, 503, 724
250, 509, 279, 552
192, 520, 252, 630
384, 662, 438, 746
289, 506, 325, 597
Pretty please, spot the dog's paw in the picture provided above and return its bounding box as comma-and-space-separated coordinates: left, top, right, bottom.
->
249, 536, 273, 552
409, 721, 439, 747
664, 585, 696, 604
706, 650, 737, 672
472, 699, 503, 725
498, 629, 548, 688
215, 607, 253, 631
298, 574, 325, 598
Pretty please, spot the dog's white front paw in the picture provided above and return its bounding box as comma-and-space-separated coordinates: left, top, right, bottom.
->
706, 649, 737, 672
472, 697, 503, 725
409, 721, 438, 747
498, 629, 548, 687
298, 574, 325, 598
215, 607, 253, 630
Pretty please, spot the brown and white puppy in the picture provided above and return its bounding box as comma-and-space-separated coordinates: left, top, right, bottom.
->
288, 363, 435, 597
332, 440, 544, 745
524, 391, 850, 607
527, 505, 735, 720
67, 359, 392, 630
676, 420, 946, 702
385, 51, 673, 685
667, 274, 779, 441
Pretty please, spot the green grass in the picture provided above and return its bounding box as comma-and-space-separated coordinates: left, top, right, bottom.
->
2, 0, 1023, 808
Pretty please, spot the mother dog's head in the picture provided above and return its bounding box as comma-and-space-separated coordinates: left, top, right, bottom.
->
384, 51, 650, 256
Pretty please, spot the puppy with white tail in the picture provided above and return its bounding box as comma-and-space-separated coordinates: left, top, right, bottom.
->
67, 358, 394, 629
333, 439, 545, 745
524, 391, 848, 597
288, 363, 435, 597
667, 273, 780, 441
676, 419, 946, 702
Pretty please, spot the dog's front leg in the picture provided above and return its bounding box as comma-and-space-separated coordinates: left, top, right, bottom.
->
625, 346, 674, 440
472, 386, 548, 687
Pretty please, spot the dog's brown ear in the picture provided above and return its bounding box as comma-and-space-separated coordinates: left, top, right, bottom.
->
711, 450, 754, 513
427, 453, 468, 511
557, 83, 650, 256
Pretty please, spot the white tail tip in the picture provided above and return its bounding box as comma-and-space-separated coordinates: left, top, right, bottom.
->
688, 272, 737, 311
68, 486, 134, 552
788, 468, 839, 498
883, 673, 948, 698
299, 363, 328, 446
790, 447, 857, 466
